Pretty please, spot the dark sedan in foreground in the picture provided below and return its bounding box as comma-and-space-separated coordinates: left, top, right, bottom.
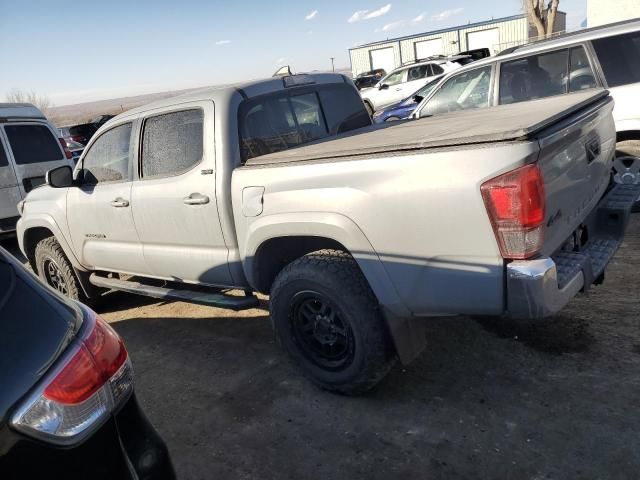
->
372, 74, 443, 123
0, 247, 175, 480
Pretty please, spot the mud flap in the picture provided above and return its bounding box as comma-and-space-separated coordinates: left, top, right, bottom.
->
382, 308, 427, 365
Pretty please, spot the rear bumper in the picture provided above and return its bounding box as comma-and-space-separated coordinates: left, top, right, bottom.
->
506, 183, 640, 319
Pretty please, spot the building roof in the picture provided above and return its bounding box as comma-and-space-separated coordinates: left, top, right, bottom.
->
349, 14, 528, 51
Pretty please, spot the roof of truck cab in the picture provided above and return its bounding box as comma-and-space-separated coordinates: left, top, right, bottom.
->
244, 89, 609, 166
119, 73, 349, 118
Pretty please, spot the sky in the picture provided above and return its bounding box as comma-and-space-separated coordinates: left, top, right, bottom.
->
0, 0, 587, 106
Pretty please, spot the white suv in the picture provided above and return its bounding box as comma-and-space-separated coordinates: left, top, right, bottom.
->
360, 59, 462, 114
412, 19, 640, 188
0, 104, 73, 235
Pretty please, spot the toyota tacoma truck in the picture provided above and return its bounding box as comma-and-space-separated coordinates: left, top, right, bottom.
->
16, 74, 640, 394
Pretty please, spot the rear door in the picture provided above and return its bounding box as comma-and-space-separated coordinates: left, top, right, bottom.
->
130, 101, 234, 286
0, 133, 21, 232
2, 121, 71, 196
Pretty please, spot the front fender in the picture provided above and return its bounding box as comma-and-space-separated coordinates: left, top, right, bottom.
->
17, 214, 84, 270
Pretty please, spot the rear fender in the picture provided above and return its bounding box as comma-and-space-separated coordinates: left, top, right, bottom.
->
243, 212, 426, 364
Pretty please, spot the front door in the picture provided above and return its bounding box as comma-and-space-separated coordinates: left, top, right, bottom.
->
0, 134, 21, 231
66, 121, 146, 274
131, 102, 233, 286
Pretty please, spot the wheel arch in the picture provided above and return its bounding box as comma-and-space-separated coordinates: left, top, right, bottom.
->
243, 213, 425, 364
616, 130, 640, 143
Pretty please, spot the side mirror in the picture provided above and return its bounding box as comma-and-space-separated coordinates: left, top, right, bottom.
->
46, 165, 74, 188
379, 84, 389, 90
413, 95, 424, 104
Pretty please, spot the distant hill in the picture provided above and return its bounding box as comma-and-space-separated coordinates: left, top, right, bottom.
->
47, 87, 207, 127
47, 67, 352, 127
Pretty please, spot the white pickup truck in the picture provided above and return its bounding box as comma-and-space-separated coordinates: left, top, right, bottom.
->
17, 74, 639, 393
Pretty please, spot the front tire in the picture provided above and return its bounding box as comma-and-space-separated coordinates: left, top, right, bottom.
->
34, 237, 92, 305
270, 249, 396, 394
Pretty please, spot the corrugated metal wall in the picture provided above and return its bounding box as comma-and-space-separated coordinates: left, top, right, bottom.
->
349, 16, 534, 77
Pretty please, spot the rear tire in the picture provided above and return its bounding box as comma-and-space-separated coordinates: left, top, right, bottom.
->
34, 237, 93, 306
270, 249, 396, 395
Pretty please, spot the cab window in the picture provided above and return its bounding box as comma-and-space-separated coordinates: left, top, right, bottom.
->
140, 109, 204, 179
238, 84, 370, 162
407, 65, 429, 81
382, 70, 406, 86
420, 66, 492, 117
81, 123, 132, 185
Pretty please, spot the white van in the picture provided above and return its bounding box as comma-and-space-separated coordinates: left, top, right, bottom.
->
0, 104, 73, 235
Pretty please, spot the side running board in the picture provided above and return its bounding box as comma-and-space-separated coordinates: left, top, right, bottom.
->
89, 274, 260, 311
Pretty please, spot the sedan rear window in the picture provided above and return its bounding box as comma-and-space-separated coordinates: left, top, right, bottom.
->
4, 124, 63, 165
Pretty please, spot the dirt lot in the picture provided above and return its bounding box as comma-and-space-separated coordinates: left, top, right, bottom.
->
3, 218, 640, 480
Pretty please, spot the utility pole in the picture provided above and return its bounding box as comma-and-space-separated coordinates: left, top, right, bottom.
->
330, 57, 335, 72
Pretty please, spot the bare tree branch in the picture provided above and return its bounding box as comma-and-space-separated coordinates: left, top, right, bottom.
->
524, 0, 560, 39
5, 88, 54, 115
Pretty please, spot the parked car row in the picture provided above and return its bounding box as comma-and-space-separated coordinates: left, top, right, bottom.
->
58, 114, 115, 149
363, 19, 640, 188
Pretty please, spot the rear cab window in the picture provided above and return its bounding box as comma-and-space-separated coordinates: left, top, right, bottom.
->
591, 31, 640, 87
238, 83, 371, 162
3, 124, 63, 165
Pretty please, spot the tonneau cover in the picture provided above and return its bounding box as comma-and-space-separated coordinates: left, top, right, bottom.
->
245, 89, 608, 166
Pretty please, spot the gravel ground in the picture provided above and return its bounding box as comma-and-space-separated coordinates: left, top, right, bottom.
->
3, 217, 639, 479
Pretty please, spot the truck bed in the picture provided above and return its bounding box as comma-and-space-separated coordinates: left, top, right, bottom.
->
245, 90, 609, 166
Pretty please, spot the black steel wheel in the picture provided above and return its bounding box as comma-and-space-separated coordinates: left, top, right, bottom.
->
34, 236, 92, 304
270, 249, 396, 395
290, 290, 355, 371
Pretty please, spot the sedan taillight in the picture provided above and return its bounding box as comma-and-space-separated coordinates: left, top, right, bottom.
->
58, 138, 73, 160
11, 310, 133, 445
481, 164, 546, 260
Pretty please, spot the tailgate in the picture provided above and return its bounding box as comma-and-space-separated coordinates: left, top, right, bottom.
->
535, 94, 615, 257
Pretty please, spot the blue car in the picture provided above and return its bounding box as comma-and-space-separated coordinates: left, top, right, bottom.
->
372, 75, 443, 123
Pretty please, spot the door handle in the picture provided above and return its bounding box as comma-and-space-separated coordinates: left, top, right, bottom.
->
183, 193, 210, 205
111, 198, 129, 208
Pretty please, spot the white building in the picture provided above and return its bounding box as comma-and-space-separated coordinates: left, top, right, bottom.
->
588, 0, 640, 27
349, 13, 567, 76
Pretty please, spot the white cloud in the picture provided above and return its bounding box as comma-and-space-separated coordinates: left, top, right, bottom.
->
431, 8, 463, 22
215, 40, 231, 45
305, 10, 318, 20
275, 57, 287, 64
307, 30, 313, 35
411, 12, 426, 23
380, 20, 405, 31
348, 3, 391, 23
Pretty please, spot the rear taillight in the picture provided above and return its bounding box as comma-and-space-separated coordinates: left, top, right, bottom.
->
11, 310, 133, 445
58, 137, 73, 160
481, 164, 546, 260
